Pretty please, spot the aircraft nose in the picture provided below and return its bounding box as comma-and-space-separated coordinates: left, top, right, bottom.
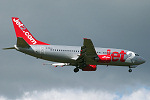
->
141, 57, 146, 64
138, 57, 146, 64
133, 56, 146, 65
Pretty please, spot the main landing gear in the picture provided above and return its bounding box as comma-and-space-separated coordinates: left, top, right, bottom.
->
128, 66, 132, 73
74, 67, 79, 73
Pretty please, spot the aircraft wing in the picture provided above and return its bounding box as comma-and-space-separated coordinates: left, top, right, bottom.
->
76, 38, 98, 65
83, 38, 97, 57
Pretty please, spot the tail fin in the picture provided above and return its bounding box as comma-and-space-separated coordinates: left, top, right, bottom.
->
12, 17, 50, 45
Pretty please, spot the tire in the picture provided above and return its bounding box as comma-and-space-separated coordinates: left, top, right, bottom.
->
74, 68, 79, 73
128, 69, 132, 72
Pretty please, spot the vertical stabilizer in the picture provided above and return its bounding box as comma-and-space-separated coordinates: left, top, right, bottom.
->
12, 17, 50, 45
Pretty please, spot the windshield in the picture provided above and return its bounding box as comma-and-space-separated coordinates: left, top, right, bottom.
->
135, 53, 139, 56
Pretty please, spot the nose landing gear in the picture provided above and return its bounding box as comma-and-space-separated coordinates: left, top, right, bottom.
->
128, 68, 132, 72
128, 66, 132, 72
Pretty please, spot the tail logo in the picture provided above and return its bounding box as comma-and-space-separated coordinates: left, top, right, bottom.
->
24, 31, 37, 44
13, 18, 37, 44
13, 18, 26, 30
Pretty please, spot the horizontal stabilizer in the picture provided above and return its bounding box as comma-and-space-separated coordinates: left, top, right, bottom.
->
3, 47, 15, 50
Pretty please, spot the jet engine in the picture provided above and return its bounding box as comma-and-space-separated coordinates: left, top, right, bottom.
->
82, 65, 97, 71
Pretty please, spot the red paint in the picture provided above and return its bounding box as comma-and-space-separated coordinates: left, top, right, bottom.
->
107, 49, 111, 55
12, 17, 50, 45
120, 50, 126, 62
82, 65, 97, 71
98, 55, 111, 63
83, 38, 87, 39
98, 49, 111, 63
98, 49, 126, 63
111, 52, 120, 61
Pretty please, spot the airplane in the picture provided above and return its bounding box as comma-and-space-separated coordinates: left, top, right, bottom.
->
3, 17, 146, 73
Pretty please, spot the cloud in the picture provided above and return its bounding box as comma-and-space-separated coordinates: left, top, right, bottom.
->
0, 88, 150, 100
120, 88, 150, 100
0, 97, 6, 100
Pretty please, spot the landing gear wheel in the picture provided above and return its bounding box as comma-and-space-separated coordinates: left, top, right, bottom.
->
74, 68, 79, 73
128, 69, 132, 72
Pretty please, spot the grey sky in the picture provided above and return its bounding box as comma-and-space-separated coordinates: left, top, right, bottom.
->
0, 0, 150, 99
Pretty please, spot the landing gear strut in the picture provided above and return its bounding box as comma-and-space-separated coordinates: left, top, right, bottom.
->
74, 68, 79, 73
128, 66, 132, 73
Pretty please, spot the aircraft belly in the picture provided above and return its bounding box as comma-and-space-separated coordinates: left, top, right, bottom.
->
96, 61, 132, 66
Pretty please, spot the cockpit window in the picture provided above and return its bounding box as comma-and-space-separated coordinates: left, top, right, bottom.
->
135, 54, 139, 56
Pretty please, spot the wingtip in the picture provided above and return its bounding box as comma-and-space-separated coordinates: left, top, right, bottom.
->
83, 38, 91, 40
83, 38, 87, 39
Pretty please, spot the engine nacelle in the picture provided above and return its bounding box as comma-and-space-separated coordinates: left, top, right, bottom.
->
82, 65, 97, 71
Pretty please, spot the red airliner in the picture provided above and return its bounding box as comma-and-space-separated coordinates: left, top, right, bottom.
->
3, 17, 146, 73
